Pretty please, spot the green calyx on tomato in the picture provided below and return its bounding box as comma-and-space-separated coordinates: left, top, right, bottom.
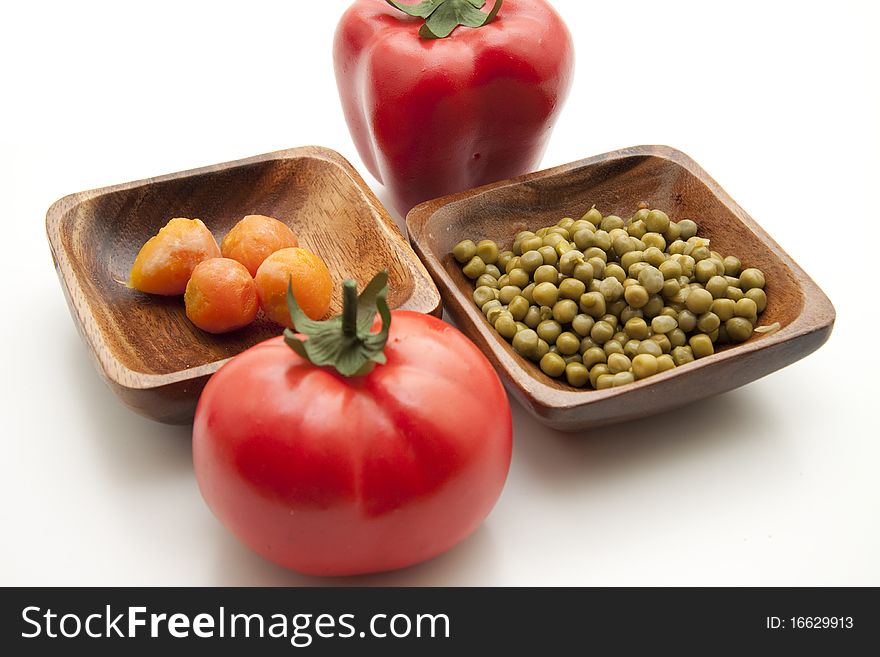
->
283, 271, 391, 377
385, 0, 502, 39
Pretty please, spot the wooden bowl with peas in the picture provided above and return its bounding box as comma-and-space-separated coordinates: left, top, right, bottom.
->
46, 146, 441, 424
406, 145, 835, 432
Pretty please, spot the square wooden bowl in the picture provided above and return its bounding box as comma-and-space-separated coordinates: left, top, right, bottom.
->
47, 146, 441, 424
407, 145, 835, 432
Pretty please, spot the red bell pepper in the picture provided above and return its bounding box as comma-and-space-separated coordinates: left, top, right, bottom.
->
333, 0, 574, 215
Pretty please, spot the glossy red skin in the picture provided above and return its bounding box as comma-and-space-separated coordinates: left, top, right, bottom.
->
192, 311, 512, 576
333, 0, 574, 215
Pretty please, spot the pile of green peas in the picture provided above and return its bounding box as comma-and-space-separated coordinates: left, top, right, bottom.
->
452, 206, 769, 389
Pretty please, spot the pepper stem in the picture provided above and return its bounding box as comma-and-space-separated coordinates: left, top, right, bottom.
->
283, 271, 392, 377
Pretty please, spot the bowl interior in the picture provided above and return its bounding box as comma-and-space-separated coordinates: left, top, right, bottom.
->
57, 153, 419, 377
421, 153, 805, 392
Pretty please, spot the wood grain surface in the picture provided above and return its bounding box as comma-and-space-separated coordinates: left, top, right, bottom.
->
46, 146, 441, 424
407, 145, 835, 432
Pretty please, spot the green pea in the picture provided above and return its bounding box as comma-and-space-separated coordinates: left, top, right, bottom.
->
572, 262, 594, 284
555, 240, 573, 256
599, 277, 624, 302
538, 245, 559, 266
483, 301, 507, 326
482, 299, 501, 316
723, 255, 741, 276
542, 232, 566, 249
573, 229, 595, 251
734, 297, 758, 319
657, 355, 675, 372
689, 334, 714, 358
523, 305, 543, 329
685, 288, 714, 314
520, 250, 544, 274
508, 295, 529, 321
559, 278, 586, 301
726, 317, 754, 343
740, 268, 766, 291
520, 236, 543, 253
623, 284, 649, 309
495, 313, 518, 340
556, 331, 581, 356
645, 209, 670, 233
532, 282, 559, 307
587, 257, 606, 279
462, 256, 486, 280
745, 288, 767, 313
589, 363, 610, 388
512, 328, 539, 359
508, 268, 530, 288
498, 285, 522, 304
647, 315, 674, 334
558, 250, 585, 276
638, 266, 664, 294
552, 299, 579, 324
579, 336, 597, 354
571, 313, 595, 337
582, 207, 603, 226
569, 219, 593, 235
590, 320, 615, 345
667, 239, 687, 255
582, 347, 607, 369
533, 265, 558, 284
540, 352, 566, 378
521, 282, 535, 304
661, 278, 681, 300
726, 286, 744, 301
637, 339, 663, 357
623, 317, 649, 340
668, 328, 687, 348
675, 220, 697, 240
712, 298, 735, 322
497, 250, 513, 270
534, 339, 549, 360
671, 346, 695, 366
642, 294, 665, 318
649, 333, 672, 354
642, 232, 667, 252
611, 371, 635, 387
473, 286, 497, 308
659, 259, 682, 279
606, 353, 631, 374
565, 362, 590, 388
537, 319, 563, 343
475, 274, 499, 289
697, 311, 721, 333
452, 239, 477, 263
632, 354, 658, 379
663, 221, 681, 243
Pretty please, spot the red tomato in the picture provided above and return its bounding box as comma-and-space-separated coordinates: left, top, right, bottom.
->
192, 310, 511, 576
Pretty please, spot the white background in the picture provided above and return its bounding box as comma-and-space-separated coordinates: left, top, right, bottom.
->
1, 0, 878, 586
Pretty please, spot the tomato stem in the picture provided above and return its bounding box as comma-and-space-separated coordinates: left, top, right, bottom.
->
283, 271, 392, 377
342, 280, 359, 337
385, 0, 502, 40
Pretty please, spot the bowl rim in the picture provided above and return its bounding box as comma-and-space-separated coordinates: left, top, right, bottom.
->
406, 144, 836, 414
46, 145, 442, 391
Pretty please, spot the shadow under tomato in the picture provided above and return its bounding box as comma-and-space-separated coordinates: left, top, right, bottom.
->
209, 519, 502, 587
